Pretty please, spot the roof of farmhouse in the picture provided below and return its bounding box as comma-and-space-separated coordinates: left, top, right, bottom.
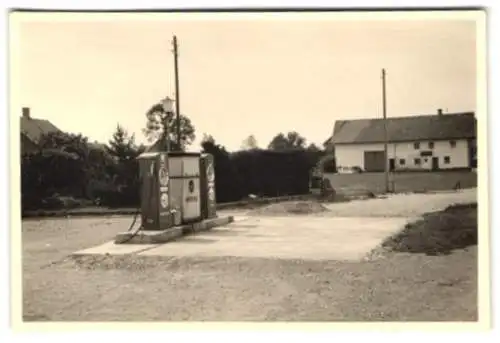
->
328, 112, 476, 145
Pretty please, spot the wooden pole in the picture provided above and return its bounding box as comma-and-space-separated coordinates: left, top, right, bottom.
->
382, 69, 390, 193
173, 35, 181, 150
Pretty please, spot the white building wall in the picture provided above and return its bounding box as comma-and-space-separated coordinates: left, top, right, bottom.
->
335, 139, 470, 171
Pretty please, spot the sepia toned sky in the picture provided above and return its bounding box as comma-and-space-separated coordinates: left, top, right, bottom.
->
12, 12, 479, 151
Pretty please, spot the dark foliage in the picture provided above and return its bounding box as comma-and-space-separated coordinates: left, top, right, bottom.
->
201, 134, 241, 203
21, 127, 144, 211
22, 126, 320, 211
21, 149, 87, 210
267, 131, 306, 151
320, 154, 337, 173
97, 125, 145, 207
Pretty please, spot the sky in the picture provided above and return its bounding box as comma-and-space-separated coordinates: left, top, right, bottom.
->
13, 12, 478, 152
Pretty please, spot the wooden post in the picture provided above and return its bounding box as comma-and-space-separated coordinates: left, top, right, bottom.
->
382, 69, 390, 193
172, 35, 181, 150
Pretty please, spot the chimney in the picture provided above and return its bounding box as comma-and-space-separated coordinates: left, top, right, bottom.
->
437, 108, 443, 116
22, 107, 31, 119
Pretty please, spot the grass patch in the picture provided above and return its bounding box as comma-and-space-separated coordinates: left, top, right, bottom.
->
381, 203, 477, 255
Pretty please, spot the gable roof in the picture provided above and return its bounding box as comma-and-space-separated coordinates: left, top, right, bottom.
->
20, 116, 61, 144
330, 112, 476, 145
145, 138, 167, 152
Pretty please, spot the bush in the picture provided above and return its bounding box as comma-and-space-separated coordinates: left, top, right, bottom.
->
320, 155, 336, 173
21, 128, 141, 211
229, 149, 311, 198
93, 185, 140, 208
40, 195, 87, 210
21, 150, 87, 211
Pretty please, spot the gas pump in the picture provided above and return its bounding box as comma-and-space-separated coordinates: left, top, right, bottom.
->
135, 151, 216, 231
115, 151, 227, 244
137, 152, 173, 230
200, 153, 217, 219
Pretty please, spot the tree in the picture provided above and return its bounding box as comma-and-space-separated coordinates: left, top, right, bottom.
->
142, 102, 196, 151
268, 131, 306, 150
304, 143, 325, 171
38, 131, 91, 159
201, 134, 226, 155
106, 124, 144, 192
241, 134, 259, 150
306, 143, 321, 152
106, 124, 143, 163
201, 133, 216, 146
28, 131, 96, 199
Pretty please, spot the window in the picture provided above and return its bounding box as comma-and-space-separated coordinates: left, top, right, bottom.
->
414, 142, 420, 149
450, 140, 456, 148
429, 141, 435, 149
414, 158, 421, 165
444, 156, 450, 164
399, 158, 406, 165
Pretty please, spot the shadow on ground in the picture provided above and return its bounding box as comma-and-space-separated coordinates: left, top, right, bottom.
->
381, 203, 477, 256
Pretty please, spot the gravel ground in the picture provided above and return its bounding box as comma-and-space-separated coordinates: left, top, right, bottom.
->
23, 251, 477, 321
243, 190, 476, 218
320, 188, 477, 217
248, 201, 330, 216
22, 193, 478, 322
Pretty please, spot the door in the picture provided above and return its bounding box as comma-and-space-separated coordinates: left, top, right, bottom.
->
432, 157, 439, 171
389, 158, 395, 172
364, 151, 386, 172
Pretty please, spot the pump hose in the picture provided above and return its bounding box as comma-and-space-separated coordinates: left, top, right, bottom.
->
119, 209, 142, 244
119, 172, 156, 244
127, 209, 140, 231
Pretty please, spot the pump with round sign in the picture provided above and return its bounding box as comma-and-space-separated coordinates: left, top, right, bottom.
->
135, 151, 217, 230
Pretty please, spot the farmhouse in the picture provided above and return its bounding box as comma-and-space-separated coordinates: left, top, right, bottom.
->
325, 110, 477, 172
20, 107, 62, 154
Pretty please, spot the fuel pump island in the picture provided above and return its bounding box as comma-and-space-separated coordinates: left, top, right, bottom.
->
114, 151, 233, 244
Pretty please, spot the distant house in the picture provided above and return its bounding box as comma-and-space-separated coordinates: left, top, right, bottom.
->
20, 107, 62, 154
324, 109, 477, 172
145, 138, 166, 153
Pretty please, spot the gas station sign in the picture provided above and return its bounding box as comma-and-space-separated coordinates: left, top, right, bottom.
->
158, 153, 170, 216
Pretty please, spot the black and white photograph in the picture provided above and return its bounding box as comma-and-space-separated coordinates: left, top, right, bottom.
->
9, 8, 488, 327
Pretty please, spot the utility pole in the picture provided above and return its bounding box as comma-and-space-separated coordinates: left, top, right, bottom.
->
172, 35, 181, 150
382, 68, 390, 193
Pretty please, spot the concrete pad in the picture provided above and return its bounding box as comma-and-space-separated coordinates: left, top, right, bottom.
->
114, 216, 234, 244
138, 215, 417, 261
70, 191, 475, 260
190, 215, 235, 233
73, 241, 159, 256
114, 226, 183, 245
